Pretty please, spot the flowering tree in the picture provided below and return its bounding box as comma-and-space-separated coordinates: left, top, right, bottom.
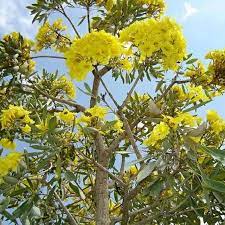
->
1, 0, 225, 224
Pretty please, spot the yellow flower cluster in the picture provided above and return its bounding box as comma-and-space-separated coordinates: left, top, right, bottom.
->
188, 85, 209, 103
52, 76, 76, 98
65, 30, 124, 81
36, 120, 48, 133
112, 119, 124, 133
172, 84, 209, 103
207, 110, 225, 134
120, 17, 186, 70
205, 49, 225, 87
86, 105, 108, 119
2, 32, 35, 74
96, 0, 116, 11
164, 112, 201, 129
143, 122, 170, 147
35, 19, 70, 52
185, 61, 213, 84
0, 138, 16, 150
0, 152, 22, 182
56, 109, 76, 125
0, 105, 34, 132
137, 0, 166, 16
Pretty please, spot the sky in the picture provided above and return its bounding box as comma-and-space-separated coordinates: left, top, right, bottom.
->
0, 0, 225, 116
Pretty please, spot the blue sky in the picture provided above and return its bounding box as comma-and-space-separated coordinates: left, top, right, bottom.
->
0, 0, 225, 117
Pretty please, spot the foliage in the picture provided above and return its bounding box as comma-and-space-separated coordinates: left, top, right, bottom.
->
0, 0, 225, 225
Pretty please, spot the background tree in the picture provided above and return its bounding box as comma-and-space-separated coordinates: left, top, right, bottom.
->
1, 0, 225, 224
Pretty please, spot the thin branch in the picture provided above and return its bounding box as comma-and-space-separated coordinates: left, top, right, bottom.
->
87, 5, 91, 33
119, 73, 142, 110
75, 146, 126, 187
156, 78, 191, 102
54, 191, 79, 225
25, 83, 86, 112
31, 55, 66, 60
59, 6, 81, 38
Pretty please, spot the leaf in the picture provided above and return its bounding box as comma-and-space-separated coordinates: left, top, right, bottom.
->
84, 82, 92, 93
31, 145, 50, 150
48, 116, 57, 131
201, 146, 225, 166
65, 171, 76, 182
202, 175, 225, 193
137, 158, 161, 183
13, 200, 33, 218
186, 58, 198, 64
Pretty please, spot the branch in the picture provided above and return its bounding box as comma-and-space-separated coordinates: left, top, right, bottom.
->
54, 190, 78, 225
156, 78, 191, 102
75, 147, 126, 187
31, 55, 66, 60
58, 5, 81, 38
25, 84, 86, 113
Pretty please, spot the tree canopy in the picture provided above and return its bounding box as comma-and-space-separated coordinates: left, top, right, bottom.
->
1, 0, 225, 225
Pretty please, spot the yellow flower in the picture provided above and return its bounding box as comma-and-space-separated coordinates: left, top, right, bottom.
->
164, 112, 201, 129
0, 152, 22, 182
207, 110, 225, 134
0, 105, 34, 129
120, 17, 186, 71
112, 119, 124, 133
77, 115, 92, 124
86, 106, 108, 119
187, 85, 209, 103
129, 165, 138, 176
35, 19, 70, 52
0, 138, 16, 150
36, 120, 48, 133
56, 109, 76, 125
65, 30, 124, 81
171, 85, 187, 101
21, 124, 31, 133
52, 76, 76, 98
143, 122, 170, 147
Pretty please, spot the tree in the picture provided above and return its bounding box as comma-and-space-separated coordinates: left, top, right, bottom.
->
1, 0, 225, 224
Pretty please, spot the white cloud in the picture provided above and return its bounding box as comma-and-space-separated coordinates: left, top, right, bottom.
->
182, 2, 199, 21
0, 0, 37, 38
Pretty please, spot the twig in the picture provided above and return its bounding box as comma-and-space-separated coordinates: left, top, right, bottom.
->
59, 5, 81, 38
54, 190, 79, 225
75, 147, 126, 187
31, 55, 66, 60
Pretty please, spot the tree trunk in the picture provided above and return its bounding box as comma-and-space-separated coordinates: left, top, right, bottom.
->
95, 133, 110, 225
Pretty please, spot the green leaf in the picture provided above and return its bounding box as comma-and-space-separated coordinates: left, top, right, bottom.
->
65, 171, 76, 182
201, 146, 225, 166
31, 145, 50, 150
84, 82, 92, 93
48, 116, 57, 131
186, 58, 198, 64
202, 175, 225, 193
137, 158, 162, 183
13, 200, 33, 218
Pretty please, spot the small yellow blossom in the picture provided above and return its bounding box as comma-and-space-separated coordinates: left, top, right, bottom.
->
21, 124, 31, 133
35, 19, 70, 52
0, 152, 22, 181
0, 105, 34, 130
36, 120, 48, 133
129, 165, 138, 176
143, 122, 170, 147
56, 109, 76, 125
207, 110, 225, 134
0, 138, 16, 150
52, 76, 76, 98
86, 106, 108, 119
